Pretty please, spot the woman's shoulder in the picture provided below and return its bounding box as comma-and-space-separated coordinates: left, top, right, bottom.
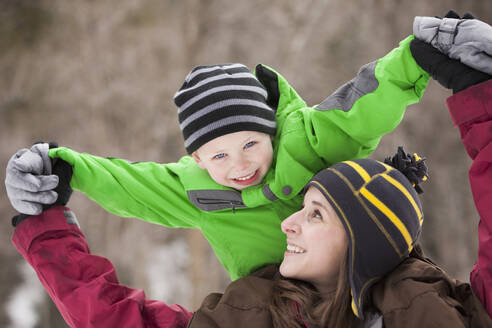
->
385, 247, 449, 282
370, 248, 491, 327
373, 253, 452, 301
376, 244, 464, 303
370, 255, 461, 326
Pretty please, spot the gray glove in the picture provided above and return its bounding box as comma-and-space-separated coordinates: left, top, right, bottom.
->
413, 16, 492, 75
5, 143, 59, 215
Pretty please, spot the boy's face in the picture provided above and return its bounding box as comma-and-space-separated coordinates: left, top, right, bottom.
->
192, 131, 274, 190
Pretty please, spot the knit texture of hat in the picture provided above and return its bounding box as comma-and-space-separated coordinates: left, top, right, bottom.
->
174, 63, 277, 154
306, 149, 427, 319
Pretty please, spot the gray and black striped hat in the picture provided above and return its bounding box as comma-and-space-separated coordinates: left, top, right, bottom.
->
174, 63, 277, 154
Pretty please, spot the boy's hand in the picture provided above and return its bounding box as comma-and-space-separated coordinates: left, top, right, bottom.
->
49, 157, 73, 208
413, 11, 492, 75
411, 11, 492, 93
410, 38, 491, 93
5, 143, 58, 215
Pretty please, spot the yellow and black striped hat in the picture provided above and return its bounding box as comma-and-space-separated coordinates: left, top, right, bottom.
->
306, 147, 428, 319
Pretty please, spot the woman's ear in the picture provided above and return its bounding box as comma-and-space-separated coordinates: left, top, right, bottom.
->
192, 152, 206, 169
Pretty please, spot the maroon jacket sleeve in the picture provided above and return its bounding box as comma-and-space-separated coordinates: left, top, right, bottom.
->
11, 206, 193, 328
446, 79, 492, 317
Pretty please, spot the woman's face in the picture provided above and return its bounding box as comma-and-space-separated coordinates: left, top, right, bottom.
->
280, 186, 348, 294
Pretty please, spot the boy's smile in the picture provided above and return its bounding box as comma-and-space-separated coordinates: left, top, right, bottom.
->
232, 169, 260, 185
192, 131, 274, 190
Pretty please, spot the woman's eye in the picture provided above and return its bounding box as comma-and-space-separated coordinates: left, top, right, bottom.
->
311, 210, 323, 220
213, 153, 226, 160
244, 141, 256, 149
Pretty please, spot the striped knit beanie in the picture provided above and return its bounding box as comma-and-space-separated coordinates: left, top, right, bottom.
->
174, 63, 277, 154
305, 147, 428, 319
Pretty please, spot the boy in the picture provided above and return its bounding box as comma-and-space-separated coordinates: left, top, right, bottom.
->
8, 36, 429, 280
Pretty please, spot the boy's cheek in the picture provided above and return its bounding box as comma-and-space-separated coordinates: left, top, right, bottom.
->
206, 167, 226, 183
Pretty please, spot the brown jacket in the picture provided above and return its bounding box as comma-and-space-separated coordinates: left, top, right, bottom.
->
188, 265, 278, 328
188, 253, 491, 328
371, 248, 492, 328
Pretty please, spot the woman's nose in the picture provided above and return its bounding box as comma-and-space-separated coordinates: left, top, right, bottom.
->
281, 214, 301, 234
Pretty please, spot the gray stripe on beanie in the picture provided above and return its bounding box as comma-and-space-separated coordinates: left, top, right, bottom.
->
178, 85, 268, 114
185, 63, 248, 83
176, 63, 277, 154
184, 115, 277, 148
180, 98, 273, 130
174, 72, 259, 99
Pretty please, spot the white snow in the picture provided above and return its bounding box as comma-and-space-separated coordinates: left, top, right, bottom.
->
146, 239, 191, 307
6, 262, 45, 328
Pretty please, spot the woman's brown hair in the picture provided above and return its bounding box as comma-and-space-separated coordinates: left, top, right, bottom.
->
269, 253, 359, 328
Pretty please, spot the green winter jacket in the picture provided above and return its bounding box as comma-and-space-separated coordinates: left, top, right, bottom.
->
49, 36, 429, 280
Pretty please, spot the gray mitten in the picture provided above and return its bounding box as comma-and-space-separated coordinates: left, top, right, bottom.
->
5, 143, 59, 215
413, 15, 492, 75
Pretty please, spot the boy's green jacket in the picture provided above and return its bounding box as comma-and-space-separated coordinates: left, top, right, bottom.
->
49, 36, 429, 280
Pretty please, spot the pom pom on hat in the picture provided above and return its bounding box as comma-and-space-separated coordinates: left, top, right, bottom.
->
384, 146, 429, 194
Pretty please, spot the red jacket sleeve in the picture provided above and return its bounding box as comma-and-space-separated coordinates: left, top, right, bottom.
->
11, 206, 193, 328
446, 79, 492, 317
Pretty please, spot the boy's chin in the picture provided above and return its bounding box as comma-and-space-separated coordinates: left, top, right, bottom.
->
230, 181, 260, 191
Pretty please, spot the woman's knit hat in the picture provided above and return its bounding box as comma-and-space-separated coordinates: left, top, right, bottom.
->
305, 147, 428, 319
174, 63, 277, 154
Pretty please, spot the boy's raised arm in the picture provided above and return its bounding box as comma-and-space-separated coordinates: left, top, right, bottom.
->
249, 36, 430, 202
47, 146, 202, 228
304, 13, 491, 166
302, 35, 430, 165
6, 143, 203, 228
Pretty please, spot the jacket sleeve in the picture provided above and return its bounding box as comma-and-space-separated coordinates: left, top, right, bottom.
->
48, 147, 202, 229
446, 79, 492, 317
380, 291, 467, 328
304, 35, 430, 164
11, 206, 193, 328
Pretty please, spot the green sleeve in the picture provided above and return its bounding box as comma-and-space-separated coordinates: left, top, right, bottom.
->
305, 35, 430, 164
48, 147, 202, 229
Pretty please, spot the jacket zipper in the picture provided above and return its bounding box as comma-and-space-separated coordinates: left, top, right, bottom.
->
196, 198, 244, 213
